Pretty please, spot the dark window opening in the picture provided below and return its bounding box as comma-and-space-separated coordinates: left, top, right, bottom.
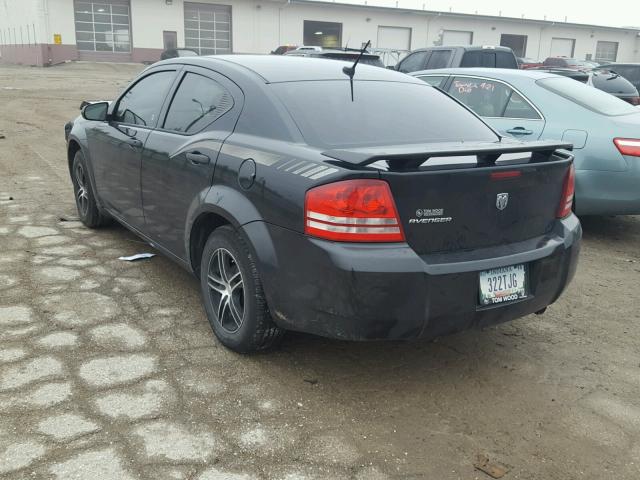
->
500, 34, 527, 58
425, 50, 451, 69
398, 51, 428, 72
164, 73, 234, 134
114, 71, 176, 127
303, 20, 342, 48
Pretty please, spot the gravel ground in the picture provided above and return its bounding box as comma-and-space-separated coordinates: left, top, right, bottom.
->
1, 61, 640, 480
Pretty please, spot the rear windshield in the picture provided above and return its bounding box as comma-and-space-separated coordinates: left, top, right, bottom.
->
271, 80, 498, 148
537, 77, 638, 116
591, 73, 638, 95
461, 51, 517, 69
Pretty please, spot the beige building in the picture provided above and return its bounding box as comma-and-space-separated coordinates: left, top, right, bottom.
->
1, 0, 639, 66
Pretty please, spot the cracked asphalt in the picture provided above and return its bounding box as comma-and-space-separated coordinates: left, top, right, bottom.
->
1, 62, 640, 480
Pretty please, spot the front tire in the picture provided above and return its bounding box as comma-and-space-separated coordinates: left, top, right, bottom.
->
71, 150, 108, 228
200, 225, 284, 353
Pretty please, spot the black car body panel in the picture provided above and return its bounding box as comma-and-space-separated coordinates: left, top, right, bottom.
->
249, 215, 580, 340
66, 55, 581, 342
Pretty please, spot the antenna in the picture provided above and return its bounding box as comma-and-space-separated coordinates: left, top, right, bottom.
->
342, 40, 371, 102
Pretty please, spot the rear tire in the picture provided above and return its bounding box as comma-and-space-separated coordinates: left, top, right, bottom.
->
200, 225, 284, 353
71, 150, 109, 228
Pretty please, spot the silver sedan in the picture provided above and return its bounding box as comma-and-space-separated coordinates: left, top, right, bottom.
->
412, 68, 640, 216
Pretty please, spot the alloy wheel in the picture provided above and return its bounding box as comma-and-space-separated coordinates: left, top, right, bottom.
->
74, 162, 89, 217
207, 248, 245, 333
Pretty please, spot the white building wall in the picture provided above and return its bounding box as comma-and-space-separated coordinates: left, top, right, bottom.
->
48, 0, 77, 46
3, 0, 639, 64
277, 2, 430, 52
0, 0, 46, 45
130, 0, 183, 49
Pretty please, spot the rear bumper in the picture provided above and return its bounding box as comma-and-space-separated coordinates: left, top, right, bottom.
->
575, 160, 640, 215
244, 215, 581, 341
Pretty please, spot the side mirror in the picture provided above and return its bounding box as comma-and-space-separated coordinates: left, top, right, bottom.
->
82, 102, 109, 121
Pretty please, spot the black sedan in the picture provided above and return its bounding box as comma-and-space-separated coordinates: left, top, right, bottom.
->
64, 56, 581, 352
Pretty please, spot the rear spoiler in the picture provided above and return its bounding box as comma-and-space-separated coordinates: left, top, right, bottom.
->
322, 140, 574, 170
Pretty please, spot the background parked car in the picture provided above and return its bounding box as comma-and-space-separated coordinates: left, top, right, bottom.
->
590, 69, 640, 105
411, 68, 640, 216
542, 57, 598, 69
160, 48, 198, 60
284, 48, 384, 67
532, 67, 640, 105
598, 63, 640, 93
392, 45, 518, 73
271, 45, 298, 55
517, 57, 542, 69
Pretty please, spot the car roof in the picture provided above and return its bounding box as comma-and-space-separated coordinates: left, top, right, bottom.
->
410, 45, 513, 52
409, 67, 559, 80
160, 54, 415, 83
285, 49, 380, 57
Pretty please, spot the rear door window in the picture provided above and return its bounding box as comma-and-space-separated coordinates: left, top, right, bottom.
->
448, 77, 512, 117
163, 73, 234, 134
425, 50, 452, 69
503, 92, 540, 119
460, 51, 492, 67
398, 51, 428, 72
417, 75, 447, 88
448, 77, 540, 119
114, 71, 176, 127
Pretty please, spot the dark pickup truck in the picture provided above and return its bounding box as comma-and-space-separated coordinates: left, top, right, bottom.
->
65, 55, 580, 352
393, 45, 518, 73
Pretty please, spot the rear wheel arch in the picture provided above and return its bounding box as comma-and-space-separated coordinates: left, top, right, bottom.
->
67, 139, 82, 174
189, 210, 233, 277
188, 208, 272, 291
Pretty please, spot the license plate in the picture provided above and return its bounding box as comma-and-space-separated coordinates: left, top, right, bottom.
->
479, 264, 527, 306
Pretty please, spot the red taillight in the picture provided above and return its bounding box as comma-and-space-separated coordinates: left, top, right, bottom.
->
304, 179, 405, 242
625, 96, 640, 106
557, 164, 575, 219
614, 138, 640, 157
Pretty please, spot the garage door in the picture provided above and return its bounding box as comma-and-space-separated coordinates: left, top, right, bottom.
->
184, 2, 232, 55
377, 26, 411, 50
550, 38, 575, 57
442, 30, 473, 46
74, 0, 132, 62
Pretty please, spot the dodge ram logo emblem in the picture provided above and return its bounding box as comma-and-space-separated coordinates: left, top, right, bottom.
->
496, 193, 509, 211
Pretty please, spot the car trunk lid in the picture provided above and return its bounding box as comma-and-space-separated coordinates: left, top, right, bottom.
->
322, 140, 573, 254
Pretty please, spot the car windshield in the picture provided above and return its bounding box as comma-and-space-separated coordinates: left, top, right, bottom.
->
271, 80, 498, 148
538, 77, 638, 116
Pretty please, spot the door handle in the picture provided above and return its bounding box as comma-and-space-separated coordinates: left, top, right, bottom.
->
506, 127, 534, 135
186, 152, 210, 165
126, 138, 143, 148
